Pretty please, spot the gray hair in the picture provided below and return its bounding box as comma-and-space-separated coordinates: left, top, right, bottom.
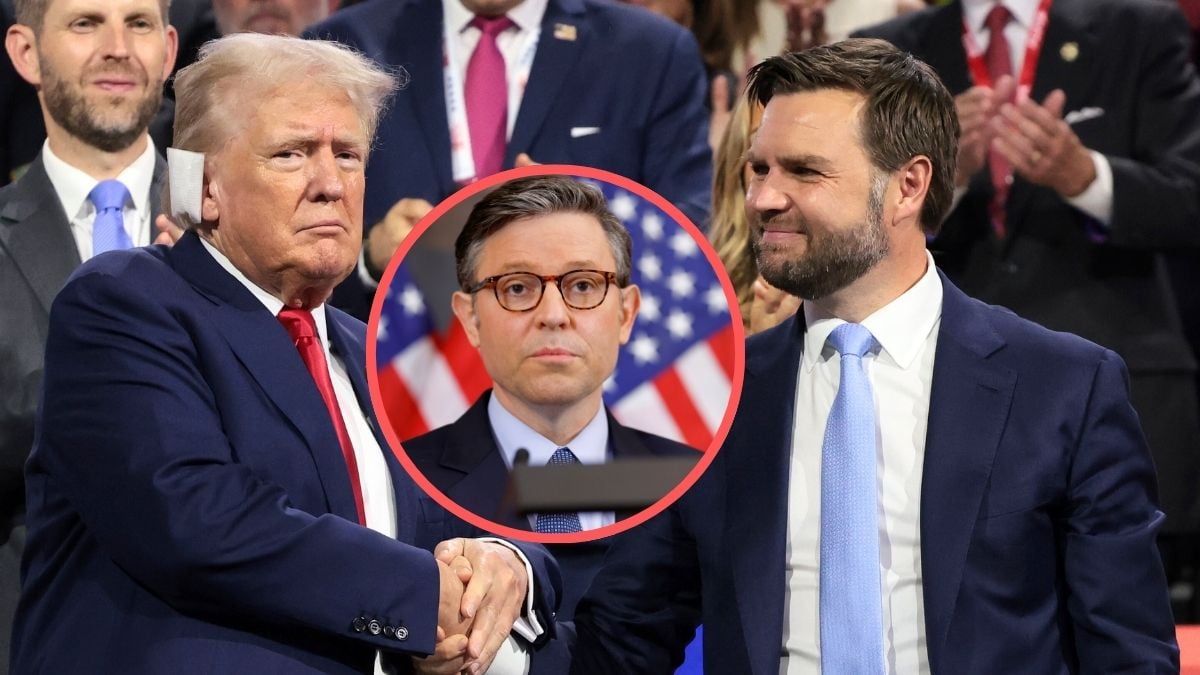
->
172, 33, 399, 156
454, 176, 634, 290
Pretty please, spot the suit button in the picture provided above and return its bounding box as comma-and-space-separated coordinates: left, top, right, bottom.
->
352, 617, 367, 633
382, 625, 395, 638
396, 626, 409, 641
368, 619, 382, 635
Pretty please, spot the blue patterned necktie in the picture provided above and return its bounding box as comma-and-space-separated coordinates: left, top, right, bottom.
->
533, 447, 583, 534
820, 322, 885, 674
89, 179, 132, 255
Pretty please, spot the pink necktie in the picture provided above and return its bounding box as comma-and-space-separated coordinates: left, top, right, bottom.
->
985, 4, 1014, 238
465, 15, 515, 180
277, 308, 366, 525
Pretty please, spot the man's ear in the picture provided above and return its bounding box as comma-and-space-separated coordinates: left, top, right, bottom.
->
617, 284, 641, 344
201, 174, 221, 224
892, 155, 932, 229
162, 24, 179, 81
6, 25, 42, 88
451, 291, 482, 348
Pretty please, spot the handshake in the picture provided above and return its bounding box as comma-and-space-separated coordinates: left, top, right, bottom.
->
415, 538, 532, 675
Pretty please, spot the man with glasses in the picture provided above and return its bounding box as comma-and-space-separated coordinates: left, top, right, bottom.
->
401, 174, 695, 620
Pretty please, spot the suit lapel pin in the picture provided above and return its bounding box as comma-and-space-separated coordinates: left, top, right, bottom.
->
1060, 42, 1079, 62
554, 23, 577, 41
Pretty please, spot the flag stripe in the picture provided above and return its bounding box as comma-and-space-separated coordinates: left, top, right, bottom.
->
611, 385, 685, 444
393, 338, 471, 440
653, 368, 712, 450
437, 320, 491, 406
378, 363, 429, 442
676, 341, 733, 434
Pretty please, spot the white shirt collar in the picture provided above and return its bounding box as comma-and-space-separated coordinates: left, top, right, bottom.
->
446, 0, 548, 34
41, 137, 157, 221
802, 250, 943, 372
487, 393, 609, 469
962, 0, 1041, 33
198, 236, 329, 347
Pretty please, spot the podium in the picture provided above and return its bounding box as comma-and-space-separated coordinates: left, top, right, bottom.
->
507, 455, 700, 514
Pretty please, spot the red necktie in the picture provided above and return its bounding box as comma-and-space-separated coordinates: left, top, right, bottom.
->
985, 4, 1014, 238
465, 15, 515, 179
278, 308, 366, 525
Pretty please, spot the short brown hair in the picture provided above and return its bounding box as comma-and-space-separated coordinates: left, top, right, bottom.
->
455, 175, 634, 290
15, 0, 172, 33
747, 38, 958, 233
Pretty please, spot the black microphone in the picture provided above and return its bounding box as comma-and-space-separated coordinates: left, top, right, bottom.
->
513, 447, 530, 468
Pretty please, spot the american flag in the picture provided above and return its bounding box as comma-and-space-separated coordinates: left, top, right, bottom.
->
374, 181, 735, 450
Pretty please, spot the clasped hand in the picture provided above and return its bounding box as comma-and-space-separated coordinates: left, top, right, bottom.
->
413, 538, 529, 675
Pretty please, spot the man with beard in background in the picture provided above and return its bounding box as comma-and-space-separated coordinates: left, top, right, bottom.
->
0, 1, 175, 670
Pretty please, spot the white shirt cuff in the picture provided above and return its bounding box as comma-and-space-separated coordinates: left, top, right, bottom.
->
485, 634, 530, 675
356, 245, 380, 290
1064, 150, 1113, 225
476, 537, 544, 642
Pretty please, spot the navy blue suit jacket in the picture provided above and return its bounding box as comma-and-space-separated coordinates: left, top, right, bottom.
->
307, 0, 712, 228
563, 272, 1177, 674
401, 390, 696, 622
12, 232, 557, 673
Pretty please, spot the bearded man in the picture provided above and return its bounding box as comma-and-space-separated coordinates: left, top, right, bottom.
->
555, 39, 1178, 674
0, 0, 176, 668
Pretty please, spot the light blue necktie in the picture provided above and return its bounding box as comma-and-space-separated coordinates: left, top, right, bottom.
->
533, 447, 583, 534
89, 179, 132, 255
820, 322, 885, 674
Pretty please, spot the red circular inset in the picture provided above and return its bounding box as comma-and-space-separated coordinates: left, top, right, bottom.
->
366, 164, 745, 543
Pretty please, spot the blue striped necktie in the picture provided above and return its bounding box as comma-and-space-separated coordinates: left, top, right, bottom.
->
820, 322, 885, 673
89, 179, 132, 255
533, 447, 583, 533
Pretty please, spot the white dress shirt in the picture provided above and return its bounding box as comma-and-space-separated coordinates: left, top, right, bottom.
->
200, 238, 398, 538
780, 252, 943, 674
201, 239, 536, 674
489, 394, 616, 530
444, 0, 548, 139
42, 138, 158, 261
958, 0, 1113, 223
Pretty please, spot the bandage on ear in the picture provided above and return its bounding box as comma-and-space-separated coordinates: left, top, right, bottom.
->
167, 148, 206, 226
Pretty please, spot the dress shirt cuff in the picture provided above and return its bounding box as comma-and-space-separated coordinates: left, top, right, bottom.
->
484, 635, 530, 675
1064, 150, 1113, 225
357, 245, 380, 291
477, 537, 544, 642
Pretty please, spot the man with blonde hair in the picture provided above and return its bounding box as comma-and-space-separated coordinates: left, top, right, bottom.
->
12, 33, 556, 674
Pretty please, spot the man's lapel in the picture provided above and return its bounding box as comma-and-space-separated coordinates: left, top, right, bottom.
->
0, 154, 82, 315
168, 231, 363, 522
149, 153, 167, 220
326, 309, 429, 543
506, 0, 588, 164
730, 315, 805, 675
427, 392, 522, 528
919, 272, 1016, 673
398, 0, 456, 195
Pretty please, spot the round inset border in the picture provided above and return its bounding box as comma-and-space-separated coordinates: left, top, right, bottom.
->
366, 164, 746, 543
